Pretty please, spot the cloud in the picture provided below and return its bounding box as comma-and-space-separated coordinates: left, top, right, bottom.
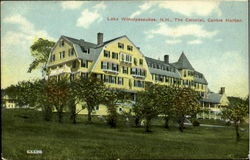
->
147, 23, 218, 39
61, 1, 85, 10
3, 15, 54, 41
93, 2, 106, 10
130, 1, 221, 18
76, 9, 101, 29
130, 2, 155, 18
187, 39, 202, 45
165, 39, 182, 44
76, 2, 107, 29
2, 15, 55, 88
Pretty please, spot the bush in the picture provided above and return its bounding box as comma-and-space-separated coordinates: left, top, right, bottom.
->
192, 120, 200, 126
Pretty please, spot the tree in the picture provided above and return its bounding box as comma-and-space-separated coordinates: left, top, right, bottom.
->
67, 80, 86, 124
47, 78, 70, 123
156, 85, 178, 129
133, 84, 159, 132
172, 87, 201, 132
73, 75, 107, 123
103, 89, 126, 128
28, 38, 55, 73
221, 97, 248, 141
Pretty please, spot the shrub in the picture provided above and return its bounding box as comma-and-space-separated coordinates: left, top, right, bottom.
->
192, 120, 200, 126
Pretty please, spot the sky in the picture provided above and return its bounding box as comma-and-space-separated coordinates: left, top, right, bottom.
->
1, 1, 248, 98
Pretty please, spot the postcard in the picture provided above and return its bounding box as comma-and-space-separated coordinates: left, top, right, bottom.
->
1, 1, 249, 159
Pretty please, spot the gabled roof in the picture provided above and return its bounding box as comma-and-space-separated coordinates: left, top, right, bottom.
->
172, 52, 194, 70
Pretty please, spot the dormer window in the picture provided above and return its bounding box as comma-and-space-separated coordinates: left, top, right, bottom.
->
81, 47, 90, 54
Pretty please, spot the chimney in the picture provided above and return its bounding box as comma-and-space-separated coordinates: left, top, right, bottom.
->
164, 55, 169, 63
97, 32, 103, 45
219, 87, 225, 94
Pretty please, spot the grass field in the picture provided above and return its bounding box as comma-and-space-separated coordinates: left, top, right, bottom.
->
2, 109, 249, 160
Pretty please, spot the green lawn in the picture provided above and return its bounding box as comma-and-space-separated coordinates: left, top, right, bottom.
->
2, 109, 249, 160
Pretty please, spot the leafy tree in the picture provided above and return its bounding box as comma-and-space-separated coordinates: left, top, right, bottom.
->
156, 85, 177, 129
47, 78, 70, 123
221, 97, 249, 141
133, 84, 159, 132
73, 75, 107, 123
103, 89, 126, 128
173, 87, 201, 132
28, 38, 55, 73
67, 80, 86, 124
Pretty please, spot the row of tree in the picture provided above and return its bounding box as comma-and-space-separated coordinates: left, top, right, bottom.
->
3, 75, 204, 132
3, 74, 249, 139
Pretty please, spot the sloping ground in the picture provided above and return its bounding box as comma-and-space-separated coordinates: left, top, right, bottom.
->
2, 109, 249, 160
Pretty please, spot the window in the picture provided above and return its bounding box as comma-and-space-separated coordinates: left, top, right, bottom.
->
118, 43, 124, 49
104, 50, 110, 57
112, 63, 119, 71
118, 77, 123, 85
81, 60, 88, 68
134, 80, 144, 88
134, 58, 137, 65
59, 40, 64, 47
51, 55, 56, 62
127, 45, 133, 51
139, 59, 143, 65
60, 51, 65, 59
123, 66, 128, 74
68, 48, 74, 56
112, 52, 118, 59
165, 77, 169, 82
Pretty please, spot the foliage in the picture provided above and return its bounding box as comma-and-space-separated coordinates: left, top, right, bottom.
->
221, 97, 249, 141
72, 74, 107, 123
133, 83, 160, 132
47, 78, 70, 123
103, 89, 127, 128
28, 38, 55, 73
172, 87, 201, 132
156, 85, 178, 128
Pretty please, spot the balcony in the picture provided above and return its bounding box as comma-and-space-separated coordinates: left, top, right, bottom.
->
50, 64, 71, 76
131, 74, 145, 78
102, 68, 119, 74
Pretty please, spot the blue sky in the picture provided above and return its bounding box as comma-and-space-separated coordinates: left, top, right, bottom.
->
1, 1, 248, 97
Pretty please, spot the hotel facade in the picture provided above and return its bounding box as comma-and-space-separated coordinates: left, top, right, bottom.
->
45, 33, 229, 119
